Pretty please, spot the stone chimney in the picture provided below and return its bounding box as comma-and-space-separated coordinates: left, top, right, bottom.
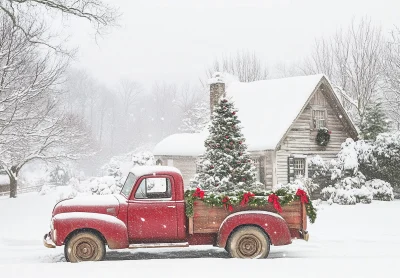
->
209, 72, 226, 118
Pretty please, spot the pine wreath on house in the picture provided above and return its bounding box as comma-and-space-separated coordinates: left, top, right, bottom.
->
316, 127, 331, 146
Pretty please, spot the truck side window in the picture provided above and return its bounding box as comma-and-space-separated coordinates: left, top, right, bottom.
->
134, 178, 172, 199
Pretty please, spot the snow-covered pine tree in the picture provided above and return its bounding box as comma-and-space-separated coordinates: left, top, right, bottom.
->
360, 102, 389, 140
195, 98, 258, 193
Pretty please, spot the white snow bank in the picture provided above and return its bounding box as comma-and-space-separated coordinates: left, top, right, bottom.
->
1, 193, 400, 277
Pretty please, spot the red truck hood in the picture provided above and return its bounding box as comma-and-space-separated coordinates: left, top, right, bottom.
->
52, 194, 120, 217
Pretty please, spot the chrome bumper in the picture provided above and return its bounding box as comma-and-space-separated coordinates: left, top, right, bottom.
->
43, 232, 56, 248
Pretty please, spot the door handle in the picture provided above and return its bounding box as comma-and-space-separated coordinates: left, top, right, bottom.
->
167, 205, 176, 208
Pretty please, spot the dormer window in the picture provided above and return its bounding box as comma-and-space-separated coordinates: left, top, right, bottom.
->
312, 109, 326, 129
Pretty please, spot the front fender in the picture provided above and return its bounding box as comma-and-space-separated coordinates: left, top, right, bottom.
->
53, 212, 129, 249
217, 211, 292, 248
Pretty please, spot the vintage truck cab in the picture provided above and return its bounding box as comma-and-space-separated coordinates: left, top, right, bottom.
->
44, 166, 308, 262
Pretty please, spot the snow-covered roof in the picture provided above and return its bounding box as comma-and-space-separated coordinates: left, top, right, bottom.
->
153, 133, 207, 156
130, 165, 182, 176
154, 74, 327, 156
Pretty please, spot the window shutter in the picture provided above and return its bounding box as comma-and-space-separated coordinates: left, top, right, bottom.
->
287, 155, 295, 183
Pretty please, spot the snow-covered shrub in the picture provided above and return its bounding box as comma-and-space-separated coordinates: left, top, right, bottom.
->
87, 176, 118, 195
56, 186, 78, 202
131, 151, 155, 167
274, 179, 306, 195
101, 158, 122, 178
336, 138, 359, 174
49, 165, 71, 185
321, 139, 372, 205
353, 186, 373, 204
39, 184, 54, 195
102, 151, 155, 183
332, 188, 357, 205
359, 132, 400, 188
307, 155, 330, 190
365, 179, 394, 201
321, 185, 336, 201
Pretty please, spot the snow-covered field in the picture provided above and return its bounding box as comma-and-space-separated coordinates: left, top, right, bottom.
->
0, 193, 399, 278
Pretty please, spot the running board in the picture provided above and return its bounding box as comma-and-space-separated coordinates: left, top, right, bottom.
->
129, 242, 189, 249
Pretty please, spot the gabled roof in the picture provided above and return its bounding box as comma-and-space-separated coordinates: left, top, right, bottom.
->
153, 74, 357, 156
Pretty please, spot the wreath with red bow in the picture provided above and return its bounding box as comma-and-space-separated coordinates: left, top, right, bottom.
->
316, 127, 331, 146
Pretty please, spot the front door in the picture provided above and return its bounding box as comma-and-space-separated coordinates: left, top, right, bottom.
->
127, 176, 178, 242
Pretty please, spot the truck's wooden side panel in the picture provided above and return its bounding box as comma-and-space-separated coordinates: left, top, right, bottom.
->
191, 200, 306, 237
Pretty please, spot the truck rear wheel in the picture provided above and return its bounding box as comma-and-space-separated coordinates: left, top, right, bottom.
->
64, 231, 106, 263
227, 226, 270, 259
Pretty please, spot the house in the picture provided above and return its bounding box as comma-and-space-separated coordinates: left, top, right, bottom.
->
153, 73, 358, 189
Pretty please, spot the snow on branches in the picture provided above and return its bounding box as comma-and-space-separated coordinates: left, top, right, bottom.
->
193, 98, 260, 193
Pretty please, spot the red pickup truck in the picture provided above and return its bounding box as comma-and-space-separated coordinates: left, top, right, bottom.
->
43, 166, 309, 262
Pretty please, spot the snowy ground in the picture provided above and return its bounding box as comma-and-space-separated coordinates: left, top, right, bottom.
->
0, 193, 399, 277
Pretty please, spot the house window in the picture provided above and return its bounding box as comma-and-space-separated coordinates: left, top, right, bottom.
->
294, 158, 306, 178
312, 109, 326, 129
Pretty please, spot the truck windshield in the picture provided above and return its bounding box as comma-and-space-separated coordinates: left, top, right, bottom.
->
120, 173, 137, 198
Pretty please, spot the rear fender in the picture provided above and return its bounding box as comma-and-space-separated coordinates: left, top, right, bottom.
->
52, 212, 129, 249
217, 211, 292, 248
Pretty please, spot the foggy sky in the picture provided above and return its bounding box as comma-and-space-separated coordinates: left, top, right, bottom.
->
64, 0, 400, 90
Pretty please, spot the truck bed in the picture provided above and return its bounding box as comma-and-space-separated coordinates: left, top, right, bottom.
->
189, 200, 307, 239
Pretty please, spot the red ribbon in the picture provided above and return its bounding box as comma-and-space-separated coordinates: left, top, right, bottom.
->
193, 188, 205, 199
222, 196, 233, 212
296, 189, 309, 203
240, 192, 255, 207
268, 194, 282, 213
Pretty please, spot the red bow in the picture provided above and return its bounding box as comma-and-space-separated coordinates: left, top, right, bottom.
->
268, 194, 282, 213
240, 192, 255, 207
296, 189, 309, 203
222, 196, 233, 212
193, 188, 205, 199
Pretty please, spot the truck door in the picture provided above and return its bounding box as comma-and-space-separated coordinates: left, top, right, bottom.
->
127, 175, 178, 242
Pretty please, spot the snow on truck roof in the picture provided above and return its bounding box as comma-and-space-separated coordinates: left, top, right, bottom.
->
154, 74, 326, 156
130, 166, 182, 176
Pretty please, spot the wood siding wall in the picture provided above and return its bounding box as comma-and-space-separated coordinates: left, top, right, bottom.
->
156, 156, 197, 188
157, 153, 274, 190
276, 86, 354, 185
262, 151, 274, 190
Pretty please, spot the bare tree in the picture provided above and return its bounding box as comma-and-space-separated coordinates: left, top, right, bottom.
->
204, 49, 269, 83
381, 27, 400, 128
0, 15, 91, 197
274, 61, 303, 78
0, 0, 117, 32
302, 17, 384, 125
117, 79, 142, 121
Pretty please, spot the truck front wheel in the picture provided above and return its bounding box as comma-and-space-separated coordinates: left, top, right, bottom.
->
64, 231, 106, 263
227, 226, 270, 259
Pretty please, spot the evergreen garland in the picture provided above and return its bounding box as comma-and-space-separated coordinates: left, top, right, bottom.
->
184, 188, 317, 224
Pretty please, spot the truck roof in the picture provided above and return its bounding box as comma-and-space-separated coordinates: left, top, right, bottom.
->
129, 165, 182, 177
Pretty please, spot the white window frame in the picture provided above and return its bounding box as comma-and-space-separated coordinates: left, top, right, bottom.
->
293, 155, 308, 179
312, 108, 327, 129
